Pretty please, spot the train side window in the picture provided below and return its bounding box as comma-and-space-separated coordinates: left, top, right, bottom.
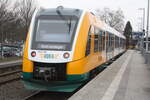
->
115, 36, 117, 48
85, 27, 91, 56
109, 33, 112, 51
99, 31, 103, 51
116, 36, 117, 48
122, 39, 123, 48
118, 37, 119, 48
119, 37, 120, 48
121, 39, 123, 48
94, 28, 99, 52
106, 32, 108, 51
107, 32, 110, 50
114, 36, 116, 48
120, 38, 122, 48
102, 32, 105, 51
117, 37, 119, 48
109, 33, 111, 48
111, 34, 114, 51
116, 36, 119, 48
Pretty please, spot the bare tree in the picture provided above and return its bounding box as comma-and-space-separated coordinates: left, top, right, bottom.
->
0, 0, 37, 43
0, 0, 12, 43
96, 8, 125, 32
17, 0, 37, 40
0, 0, 9, 25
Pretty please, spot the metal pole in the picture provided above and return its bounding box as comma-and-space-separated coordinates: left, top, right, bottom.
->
146, 0, 149, 52
138, 8, 145, 51
143, 8, 145, 30
1, 26, 2, 58
142, 8, 145, 51
1, 26, 3, 58
143, 8, 145, 51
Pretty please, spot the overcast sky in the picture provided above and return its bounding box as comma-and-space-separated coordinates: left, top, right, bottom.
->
37, 0, 148, 31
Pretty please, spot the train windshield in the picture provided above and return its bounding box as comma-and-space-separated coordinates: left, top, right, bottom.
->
31, 15, 79, 51
36, 19, 76, 43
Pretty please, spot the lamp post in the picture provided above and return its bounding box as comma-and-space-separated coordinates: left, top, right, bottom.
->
138, 8, 145, 30
146, 0, 149, 52
138, 8, 145, 51
0, 26, 3, 58
144, 0, 150, 64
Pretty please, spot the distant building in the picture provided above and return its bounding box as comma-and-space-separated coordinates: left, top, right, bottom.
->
132, 32, 143, 41
130, 32, 143, 48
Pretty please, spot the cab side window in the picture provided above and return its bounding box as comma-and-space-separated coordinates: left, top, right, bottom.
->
85, 27, 91, 56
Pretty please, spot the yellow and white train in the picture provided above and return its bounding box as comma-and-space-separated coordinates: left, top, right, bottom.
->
22, 7, 126, 92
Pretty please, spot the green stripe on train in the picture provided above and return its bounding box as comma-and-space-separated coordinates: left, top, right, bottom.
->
67, 73, 89, 81
22, 72, 89, 92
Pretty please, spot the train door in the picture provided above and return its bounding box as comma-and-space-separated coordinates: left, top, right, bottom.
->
85, 25, 96, 56
102, 31, 106, 61
111, 34, 115, 58
90, 26, 95, 54
106, 31, 109, 60
98, 30, 103, 61
108, 33, 112, 59
116, 36, 119, 54
114, 36, 118, 56
85, 27, 92, 56
94, 28, 99, 53
118, 37, 121, 53
94, 27, 101, 64
106, 32, 113, 60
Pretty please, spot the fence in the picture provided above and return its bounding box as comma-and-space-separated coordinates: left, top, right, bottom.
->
141, 40, 150, 64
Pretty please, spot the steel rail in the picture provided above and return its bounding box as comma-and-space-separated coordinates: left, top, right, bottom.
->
0, 77, 21, 85
22, 91, 41, 100
0, 70, 21, 77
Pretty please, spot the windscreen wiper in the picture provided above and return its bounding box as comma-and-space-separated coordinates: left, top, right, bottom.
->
68, 18, 72, 33
56, 9, 72, 33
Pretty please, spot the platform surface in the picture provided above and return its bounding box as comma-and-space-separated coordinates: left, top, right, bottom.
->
69, 50, 150, 100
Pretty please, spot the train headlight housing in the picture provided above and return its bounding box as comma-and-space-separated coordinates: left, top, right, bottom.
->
63, 52, 70, 59
31, 51, 36, 57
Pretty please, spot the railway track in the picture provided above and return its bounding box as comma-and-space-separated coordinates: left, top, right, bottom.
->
22, 66, 107, 100
0, 53, 125, 100
23, 91, 41, 100
0, 60, 22, 69
0, 60, 22, 74
0, 60, 22, 85
23, 91, 74, 100
21, 56, 122, 100
0, 69, 22, 85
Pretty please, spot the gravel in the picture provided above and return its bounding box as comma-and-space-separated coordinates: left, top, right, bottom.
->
0, 80, 36, 100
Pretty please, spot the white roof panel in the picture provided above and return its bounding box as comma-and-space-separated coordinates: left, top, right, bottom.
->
101, 23, 126, 39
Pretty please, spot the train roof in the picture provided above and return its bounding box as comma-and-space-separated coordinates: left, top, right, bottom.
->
36, 7, 126, 39
88, 11, 126, 39
37, 7, 83, 18
102, 23, 126, 39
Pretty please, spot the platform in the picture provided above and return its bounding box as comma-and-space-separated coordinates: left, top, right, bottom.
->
69, 50, 150, 100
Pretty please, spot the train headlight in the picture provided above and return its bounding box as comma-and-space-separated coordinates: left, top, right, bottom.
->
63, 52, 70, 59
31, 51, 36, 57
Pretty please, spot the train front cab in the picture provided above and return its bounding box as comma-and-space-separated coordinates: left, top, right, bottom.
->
22, 10, 103, 92
22, 8, 126, 92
